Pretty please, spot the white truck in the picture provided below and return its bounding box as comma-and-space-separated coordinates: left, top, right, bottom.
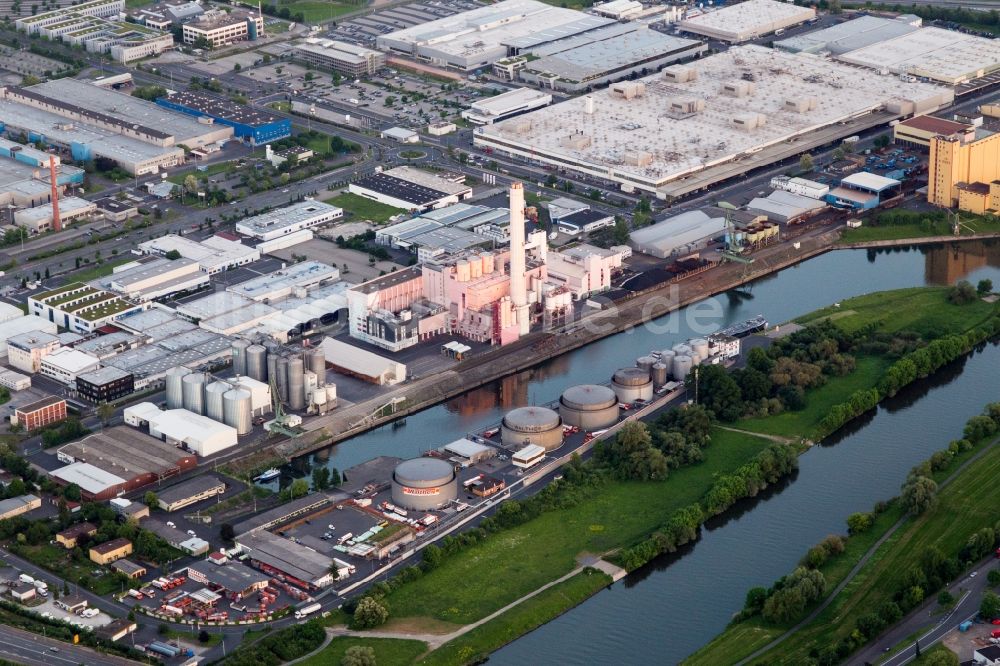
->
18, 574, 34, 585
33, 580, 48, 592
294, 602, 322, 620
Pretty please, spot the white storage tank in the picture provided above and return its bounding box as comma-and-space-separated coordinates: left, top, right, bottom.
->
231, 339, 250, 376
246, 344, 268, 382
559, 384, 619, 430
307, 347, 326, 387
205, 380, 230, 422
181, 372, 207, 415
287, 355, 305, 411
611, 367, 653, 403
266, 353, 278, 388
672, 343, 692, 357
223, 388, 252, 435
392, 458, 458, 511
276, 356, 289, 403
501, 406, 563, 451
636, 356, 656, 373
165, 366, 190, 410
672, 354, 694, 380
690, 338, 710, 361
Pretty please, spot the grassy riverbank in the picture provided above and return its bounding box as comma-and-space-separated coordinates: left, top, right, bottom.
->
838, 210, 1000, 244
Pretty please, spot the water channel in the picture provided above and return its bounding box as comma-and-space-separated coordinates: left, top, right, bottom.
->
285, 240, 1000, 663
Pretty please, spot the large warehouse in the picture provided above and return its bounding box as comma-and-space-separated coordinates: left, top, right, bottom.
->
675, 0, 815, 43
391, 457, 458, 511
349, 167, 472, 212
156, 91, 291, 145
775, 14, 921, 55
238, 530, 335, 590
474, 45, 952, 198
461, 88, 552, 125
124, 402, 238, 457
235, 201, 344, 241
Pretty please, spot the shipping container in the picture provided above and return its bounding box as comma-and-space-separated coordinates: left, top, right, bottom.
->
295, 602, 322, 619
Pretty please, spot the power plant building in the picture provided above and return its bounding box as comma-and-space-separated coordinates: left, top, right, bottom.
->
391, 457, 458, 510
474, 45, 952, 198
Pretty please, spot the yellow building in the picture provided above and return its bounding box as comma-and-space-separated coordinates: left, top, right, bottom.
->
928, 132, 1000, 208
956, 181, 1000, 215
89, 537, 133, 565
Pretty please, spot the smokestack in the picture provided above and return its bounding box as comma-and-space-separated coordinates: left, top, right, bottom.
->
508, 182, 529, 335
48, 156, 60, 232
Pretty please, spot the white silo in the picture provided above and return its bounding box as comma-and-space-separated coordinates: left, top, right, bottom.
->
223, 388, 252, 435
231, 339, 250, 376
287, 355, 305, 411
205, 380, 230, 422
165, 366, 190, 410
246, 344, 268, 382
181, 372, 207, 415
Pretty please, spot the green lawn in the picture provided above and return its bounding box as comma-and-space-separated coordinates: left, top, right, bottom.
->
738, 355, 891, 440
278, 0, 357, 22
167, 161, 232, 185
164, 629, 222, 647
839, 214, 1000, 244
66, 257, 134, 283
385, 428, 771, 624
325, 192, 404, 224
418, 569, 612, 666
299, 636, 427, 666
13, 544, 121, 596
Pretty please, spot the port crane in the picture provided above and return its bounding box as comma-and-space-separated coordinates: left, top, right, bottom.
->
718, 201, 755, 282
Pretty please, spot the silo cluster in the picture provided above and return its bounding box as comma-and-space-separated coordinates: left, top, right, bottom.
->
181, 372, 207, 415
223, 388, 252, 435
205, 380, 230, 421
501, 406, 563, 451
611, 367, 653, 403
165, 366, 191, 409
559, 384, 619, 430
246, 344, 268, 381
231, 339, 251, 376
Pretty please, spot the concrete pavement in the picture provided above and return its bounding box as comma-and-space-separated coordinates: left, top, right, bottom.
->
0, 623, 141, 666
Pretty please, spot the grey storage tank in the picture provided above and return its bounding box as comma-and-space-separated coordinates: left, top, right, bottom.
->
636, 355, 656, 373
165, 366, 190, 410
275, 356, 289, 403
559, 384, 619, 430
672, 354, 694, 380
181, 372, 207, 415
391, 458, 458, 511
690, 338, 710, 362
223, 388, 252, 435
231, 339, 250, 376
611, 367, 653, 403
205, 380, 230, 422
307, 347, 326, 387
501, 406, 563, 451
266, 353, 278, 389
651, 362, 669, 388
287, 355, 305, 411
246, 344, 268, 382
672, 343, 692, 357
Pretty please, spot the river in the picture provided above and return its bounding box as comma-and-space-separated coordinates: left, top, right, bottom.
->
285, 240, 1000, 663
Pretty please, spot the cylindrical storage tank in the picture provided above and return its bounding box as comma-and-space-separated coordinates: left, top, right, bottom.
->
636, 355, 656, 373
481, 252, 495, 274
672, 354, 694, 381
246, 344, 268, 382
223, 388, 252, 435
307, 348, 326, 387
469, 255, 482, 279
611, 367, 653, 403
267, 353, 278, 388
652, 362, 669, 388
391, 458, 458, 511
275, 356, 289, 403
559, 384, 619, 430
501, 406, 563, 451
456, 259, 470, 282
690, 338, 710, 362
691, 353, 702, 367
205, 380, 230, 422
231, 339, 250, 376
182, 372, 207, 415
672, 343, 692, 357
165, 366, 190, 410
287, 355, 305, 411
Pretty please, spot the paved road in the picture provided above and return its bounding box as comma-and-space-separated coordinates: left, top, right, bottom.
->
0, 623, 141, 666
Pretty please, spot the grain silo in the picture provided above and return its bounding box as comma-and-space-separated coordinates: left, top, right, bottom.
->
231, 339, 250, 376
165, 366, 190, 410
501, 406, 563, 451
307, 347, 326, 387
205, 380, 230, 422
246, 344, 268, 382
690, 338, 710, 362
287, 355, 305, 411
275, 356, 289, 403
611, 367, 653, 403
223, 388, 252, 435
392, 458, 458, 511
266, 353, 278, 389
559, 384, 619, 430
181, 372, 207, 415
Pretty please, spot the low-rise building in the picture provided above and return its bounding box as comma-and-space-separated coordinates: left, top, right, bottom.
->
136, 234, 260, 274
12, 396, 67, 430
55, 595, 88, 613
106, 257, 209, 302
893, 115, 974, 150
96, 618, 137, 642
55, 522, 98, 549
94, 197, 139, 222
39, 348, 100, 384
29, 283, 145, 334
10, 581, 36, 601
109, 498, 151, 521
110, 558, 146, 579
238, 530, 335, 590
554, 209, 614, 236
157, 91, 290, 145
461, 88, 551, 125
235, 201, 343, 242
123, 402, 239, 457
157, 476, 226, 512
6, 330, 60, 372
186, 559, 269, 600
182, 9, 263, 47
0, 494, 41, 520
825, 172, 902, 210
292, 38, 385, 77
349, 168, 472, 212
75, 366, 135, 403
546, 244, 621, 298
89, 537, 133, 564
13, 197, 96, 234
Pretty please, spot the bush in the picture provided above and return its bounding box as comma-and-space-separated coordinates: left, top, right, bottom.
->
948, 280, 978, 304
351, 597, 389, 629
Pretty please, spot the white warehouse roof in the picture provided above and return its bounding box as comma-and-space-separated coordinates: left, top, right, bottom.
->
124, 402, 238, 457
628, 210, 726, 258
676, 0, 816, 42
320, 337, 406, 385
841, 171, 900, 193
51, 462, 126, 496
0, 315, 58, 357
747, 190, 826, 222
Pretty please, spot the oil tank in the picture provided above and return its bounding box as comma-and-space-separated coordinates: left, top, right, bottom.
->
651, 362, 669, 388
246, 344, 267, 382
275, 356, 289, 403
690, 338, 710, 362
501, 406, 563, 451
266, 352, 278, 388
672, 343, 692, 357
636, 356, 656, 373
659, 349, 676, 366
287, 355, 305, 411
391, 458, 458, 511
165, 366, 190, 410
223, 388, 252, 435
611, 367, 653, 403
231, 339, 250, 376
559, 384, 619, 430
672, 354, 694, 380
182, 372, 207, 415
205, 380, 230, 422
307, 347, 326, 387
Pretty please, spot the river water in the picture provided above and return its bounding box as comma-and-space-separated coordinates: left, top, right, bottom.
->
287, 240, 1000, 663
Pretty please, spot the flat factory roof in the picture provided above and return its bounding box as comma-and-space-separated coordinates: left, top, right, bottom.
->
468, 87, 552, 117
76, 365, 132, 385
386, 166, 471, 196
775, 15, 920, 55
676, 0, 815, 42
235, 200, 342, 236
353, 172, 452, 206
161, 90, 281, 126
157, 475, 225, 505
187, 559, 269, 591
232, 493, 330, 536
59, 426, 192, 478
240, 530, 332, 583
227, 260, 339, 300
841, 171, 900, 192
51, 462, 126, 495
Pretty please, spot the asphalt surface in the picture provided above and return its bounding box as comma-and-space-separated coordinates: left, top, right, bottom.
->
0, 623, 140, 666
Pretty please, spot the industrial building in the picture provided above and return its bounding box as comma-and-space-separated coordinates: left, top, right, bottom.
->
51, 462, 128, 500
0, 138, 84, 216
293, 38, 386, 77
156, 476, 226, 512
232, 493, 331, 537
29, 283, 145, 334
124, 402, 239, 457
825, 172, 902, 210
554, 209, 614, 236
101, 326, 232, 390
235, 201, 343, 241
237, 530, 335, 589
0, 314, 58, 360
768, 176, 830, 200
186, 559, 269, 600
559, 384, 619, 429
156, 91, 290, 145
12, 396, 66, 430
349, 168, 472, 212
89, 537, 132, 565
546, 244, 621, 298
747, 190, 827, 224
0, 494, 41, 521
320, 336, 407, 384
893, 115, 975, 149
105, 257, 209, 302
16, 1, 173, 63
442, 438, 496, 465
474, 45, 952, 198
928, 130, 1000, 209
461, 88, 552, 125
7, 331, 60, 373
391, 457, 458, 511
111, 559, 146, 579
136, 234, 260, 274
129, 0, 205, 28
955, 181, 1000, 216
775, 14, 921, 55
628, 209, 728, 258
676, 0, 816, 43
71, 330, 142, 359
181, 9, 264, 48
14, 197, 96, 234
175, 292, 278, 336
109, 498, 150, 521
75, 366, 135, 403
39, 348, 100, 384
56, 522, 98, 549
229, 261, 341, 303
501, 406, 563, 450
95, 197, 138, 224
0, 370, 30, 392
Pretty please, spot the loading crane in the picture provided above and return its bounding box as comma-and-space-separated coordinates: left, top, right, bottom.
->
263, 377, 304, 437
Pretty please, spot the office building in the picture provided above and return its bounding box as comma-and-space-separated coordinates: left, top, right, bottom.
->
182, 9, 263, 47
293, 38, 385, 77
6, 331, 60, 373
12, 396, 67, 430
75, 366, 135, 403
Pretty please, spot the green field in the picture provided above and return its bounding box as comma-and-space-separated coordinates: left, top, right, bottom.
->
418, 570, 612, 666
277, 0, 357, 23
65, 258, 134, 283
385, 428, 771, 624
299, 636, 428, 666
167, 161, 232, 185
839, 214, 1000, 244
325, 192, 403, 224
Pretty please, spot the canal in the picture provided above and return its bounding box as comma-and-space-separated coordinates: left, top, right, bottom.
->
286, 240, 1000, 663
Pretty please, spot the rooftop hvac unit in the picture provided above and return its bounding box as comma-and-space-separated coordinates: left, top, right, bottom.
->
623, 150, 653, 167
783, 96, 817, 113
732, 113, 766, 130
669, 98, 705, 114
503, 119, 532, 134
722, 81, 755, 97
664, 66, 697, 83
611, 81, 645, 100
561, 133, 592, 149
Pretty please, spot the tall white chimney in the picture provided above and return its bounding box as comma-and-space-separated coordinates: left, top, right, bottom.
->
509, 182, 529, 335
